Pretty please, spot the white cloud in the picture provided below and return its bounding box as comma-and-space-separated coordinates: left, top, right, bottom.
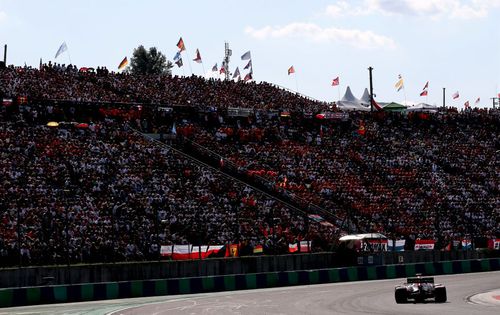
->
325, 0, 500, 20
0, 11, 6, 23
245, 23, 396, 50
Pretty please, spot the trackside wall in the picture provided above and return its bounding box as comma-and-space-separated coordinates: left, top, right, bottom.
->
0, 258, 498, 308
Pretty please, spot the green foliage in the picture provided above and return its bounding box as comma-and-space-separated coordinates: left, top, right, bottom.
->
130, 45, 172, 75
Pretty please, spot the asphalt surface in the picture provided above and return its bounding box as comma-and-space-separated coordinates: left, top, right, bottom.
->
1, 271, 499, 315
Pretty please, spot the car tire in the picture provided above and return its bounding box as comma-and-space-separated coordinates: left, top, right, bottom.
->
435, 287, 447, 303
395, 288, 407, 304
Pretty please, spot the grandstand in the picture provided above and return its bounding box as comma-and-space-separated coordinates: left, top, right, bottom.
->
0, 63, 499, 266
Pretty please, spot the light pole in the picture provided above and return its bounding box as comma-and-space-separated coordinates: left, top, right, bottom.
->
368, 67, 374, 112
443, 88, 446, 109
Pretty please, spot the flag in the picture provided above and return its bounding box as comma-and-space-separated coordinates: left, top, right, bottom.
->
244, 60, 252, 70
464, 101, 470, 108
475, 97, 480, 105
358, 120, 366, 136
253, 245, 263, 254
232, 67, 240, 79
244, 72, 252, 82
175, 58, 183, 68
173, 51, 181, 61
394, 74, 404, 92
452, 91, 459, 99
212, 63, 218, 72
219, 65, 225, 74
288, 66, 295, 75
331, 77, 339, 86
177, 37, 185, 51
241, 50, 251, 60
387, 240, 406, 252
55, 42, 67, 59
420, 90, 428, 97
193, 49, 202, 63
422, 81, 429, 90
118, 57, 128, 70
372, 99, 383, 111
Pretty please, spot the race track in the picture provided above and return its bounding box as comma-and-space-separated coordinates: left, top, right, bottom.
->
2, 271, 499, 315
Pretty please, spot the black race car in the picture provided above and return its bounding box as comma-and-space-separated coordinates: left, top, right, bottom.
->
395, 275, 447, 303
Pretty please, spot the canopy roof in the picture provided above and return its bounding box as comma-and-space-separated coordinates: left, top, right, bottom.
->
360, 88, 371, 106
383, 102, 407, 112
406, 103, 439, 112
339, 233, 388, 241
337, 86, 371, 112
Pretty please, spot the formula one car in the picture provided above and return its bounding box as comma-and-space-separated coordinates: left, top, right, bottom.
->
395, 275, 447, 303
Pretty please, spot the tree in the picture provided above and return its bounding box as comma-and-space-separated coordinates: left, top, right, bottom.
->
130, 45, 172, 75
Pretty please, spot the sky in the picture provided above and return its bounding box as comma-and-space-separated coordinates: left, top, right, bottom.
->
0, 0, 499, 108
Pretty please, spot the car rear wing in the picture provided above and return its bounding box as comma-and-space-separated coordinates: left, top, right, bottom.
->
407, 277, 434, 284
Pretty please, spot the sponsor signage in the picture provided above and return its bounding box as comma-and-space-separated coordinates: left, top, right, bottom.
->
414, 239, 435, 250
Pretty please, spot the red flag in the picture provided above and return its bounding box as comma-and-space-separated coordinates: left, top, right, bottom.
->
464, 101, 470, 108
331, 77, 339, 86
220, 65, 225, 74
452, 91, 459, 99
177, 37, 186, 51
244, 72, 252, 82
288, 66, 295, 75
372, 99, 383, 111
420, 90, 428, 97
422, 81, 429, 90
193, 49, 202, 63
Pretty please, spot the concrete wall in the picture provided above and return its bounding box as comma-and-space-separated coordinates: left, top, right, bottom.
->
1, 258, 498, 308
0, 253, 334, 288
0, 250, 487, 289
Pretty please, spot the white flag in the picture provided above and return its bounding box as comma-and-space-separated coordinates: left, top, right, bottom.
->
55, 42, 67, 59
241, 51, 251, 60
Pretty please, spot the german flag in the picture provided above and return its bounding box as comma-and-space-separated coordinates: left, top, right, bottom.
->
177, 37, 186, 51
118, 57, 128, 70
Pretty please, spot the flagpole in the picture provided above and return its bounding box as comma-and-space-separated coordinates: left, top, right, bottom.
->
66, 48, 72, 65
294, 74, 299, 93
337, 85, 341, 102
201, 61, 206, 77
184, 50, 193, 75
403, 86, 407, 106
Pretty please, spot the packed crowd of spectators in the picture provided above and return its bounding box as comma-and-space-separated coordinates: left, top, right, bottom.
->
0, 102, 335, 266
0, 63, 498, 266
0, 63, 328, 112
183, 109, 499, 248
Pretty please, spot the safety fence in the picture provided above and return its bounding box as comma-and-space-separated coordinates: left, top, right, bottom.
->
1, 258, 498, 308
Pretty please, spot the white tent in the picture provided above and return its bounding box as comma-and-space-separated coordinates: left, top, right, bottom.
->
360, 88, 371, 107
337, 86, 371, 112
406, 103, 439, 112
